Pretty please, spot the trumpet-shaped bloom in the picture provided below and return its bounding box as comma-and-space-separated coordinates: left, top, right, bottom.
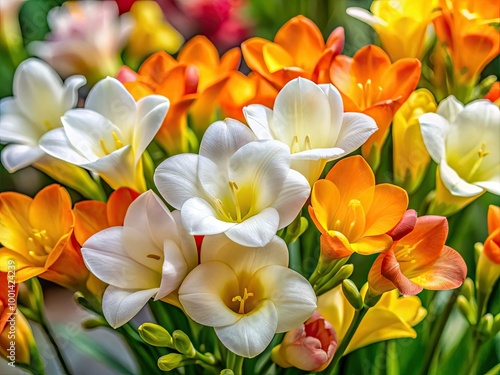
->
432, 0, 500, 93
28, 1, 132, 84
155, 119, 310, 247
476, 205, 500, 297
347, 0, 437, 60
0, 185, 89, 290
178, 235, 317, 357
244, 78, 377, 185
39, 77, 169, 192
368, 215, 467, 296
419, 96, 500, 215
271, 311, 337, 372
74, 187, 140, 246
392, 88, 437, 193
125, 1, 184, 62
81, 191, 198, 328
242, 15, 344, 90
0, 58, 85, 172
309, 156, 408, 259
330, 45, 421, 169
317, 285, 426, 354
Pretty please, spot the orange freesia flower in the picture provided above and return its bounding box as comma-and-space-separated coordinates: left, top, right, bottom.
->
432, 0, 500, 98
330, 45, 421, 169
242, 15, 344, 90
123, 36, 239, 153
476, 205, 500, 299
309, 155, 408, 259
0, 185, 88, 291
74, 187, 140, 246
368, 215, 467, 296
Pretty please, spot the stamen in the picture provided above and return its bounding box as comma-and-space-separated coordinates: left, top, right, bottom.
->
100, 139, 110, 155
232, 288, 254, 314
468, 142, 489, 180
290, 135, 300, 153
228, 181, 242, 222
304, 135, 312, 150
146, 254, 161, 260
112, 131, 123, 149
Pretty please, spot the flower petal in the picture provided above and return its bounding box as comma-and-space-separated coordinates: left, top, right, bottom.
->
436, 95, 463, 122
1, 144, 45, 172
215, 299, 278, 358
39, 128, 91, 165
243, 104, 274, 140
381, 250, 423, 296
335, 112, 377, 154
440, 160, 484, 197
271, 169, 310, 228
225, 207, 280, 247
419, 113, 449, 163
181, 197, 236, 235
102, 286, 158, 328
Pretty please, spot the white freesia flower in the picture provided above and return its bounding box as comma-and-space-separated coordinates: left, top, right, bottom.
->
81, 190, 198, 328
39, 77, 169, 192
178, 235, 317, 358
243, 77, 377, 185
0, 58, 85, 172
154, 119, 311, 247
419, 96, 500, 197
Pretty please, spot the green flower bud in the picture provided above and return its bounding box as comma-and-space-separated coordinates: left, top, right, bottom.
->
158, 353, 186, 371
478, 314, 494, 339
284, 215, 309, 244
315, 264, 353, 296
461, 278, 475, 301
139, 323, 174, 348
81, 317, 108, 329
492, 314, 500, 337
220, 370, 234, 375
173, 330, 196, 358
342, 279, 363, 310
457, 295, 476, 325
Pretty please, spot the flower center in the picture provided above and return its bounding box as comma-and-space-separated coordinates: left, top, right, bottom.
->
332, 199, 365, 242
467, 142, 490, 181
211, 181, 254, 223
232, 287, 254, 314
27, 228, 52, 261
290, 134, 312, 153
357, 79, 384, 108
100, 131, 124, 155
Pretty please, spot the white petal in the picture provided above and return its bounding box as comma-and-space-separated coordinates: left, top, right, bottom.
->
39, 128, 90, 165
243, 105, 274, 140
475, 179, 500, 195
201, 235, 289, 275
103, 286, 158, 328
289, 158, 328, 186
215, 300, 278, 358
225, 207, 280, 247
199, 119, 256, 171
179, 261, 241, 327
346, 7, 387, 27
62, 75, 86, 110
13, 58, 67, 127
85, 77, 137, 140
197, 155, 230, 199
181, 197, 236, 235
154, 153, 203, 209
156, 238, 189, 300
436, 95, 464, 122
61, 109, 122, 161
318, 83, 344, 145
171, 210, 198, 270
0, 98, 42, 144
271, 169, 310, 228
439, 160, 483, 197
291, 147, 345, 160
335, 112, 378, 154
82, 227, 161, 289
133, 95, 170, 163
229, 140, 290, 211
273, 77, 331, 148
419, 113, 450, 163
251, 265, 316, 332
1, 144, 45, 172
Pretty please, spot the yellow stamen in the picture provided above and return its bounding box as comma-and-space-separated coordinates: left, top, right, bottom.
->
304, 135, 312, 150
468, 142, 489, 180
290, 135, 300, 153
232, 288, 254, 314
228, 181, 242, 222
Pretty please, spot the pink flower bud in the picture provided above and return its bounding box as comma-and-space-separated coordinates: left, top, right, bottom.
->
272, 311, 337, 372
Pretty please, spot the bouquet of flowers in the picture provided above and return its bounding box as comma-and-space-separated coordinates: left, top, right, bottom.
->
0, 0, 499, 374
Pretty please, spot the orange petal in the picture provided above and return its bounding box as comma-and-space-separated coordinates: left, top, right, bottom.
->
321, 232, 353, 260
0, 248, 35, 274
458, 33, 498, 80
74, 200, 108, 245
0, 192, 31, 251
381, 249, 424, 296
368, 253, 398, 295
351, 234, 393, 255
387, 209, 417, 240
350, 45, 391, 89
330, 55, 358, 109
311, 179, 341, 231
483, 228, 500, 264
274, 15, 325, 72
363, 184, 408, 237
123, 81, 154, 101
29, 185, 74, 243
156, 65, 199, 102
488, 205, 500, 234
44, 232, 72, 269
410, 246, 467, 290
262, 43, 295, 73
138, 51, 178, 87
242, 38, 272, 81
178, 35, 220, 70
107, 188, 140, 227
220, 47, 242, 72
379, 58, 421, 104
16, 267, 47, 283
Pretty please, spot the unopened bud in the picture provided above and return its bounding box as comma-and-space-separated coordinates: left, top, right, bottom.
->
173, 330, 196, 358
139, 323, 173, 348
220, 370, 234, 375
284, 215, 308, 244
342, 279, 363, 310
315, 264, 353, 296
158, 353, 186, 371
492, 314, 500, 337
81, 317, 108, 329
461, 278, 475, 301
457, 295, 476, 325
475, 75, 498, 98
479, 314, 494, 339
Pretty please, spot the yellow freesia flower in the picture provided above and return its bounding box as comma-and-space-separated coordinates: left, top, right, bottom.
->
125, 1, 184, 64
347, 0, 437, 61
392, 88, 437, 193
317, 285, 426, 354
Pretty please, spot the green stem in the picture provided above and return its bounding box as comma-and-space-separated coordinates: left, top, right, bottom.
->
419, 288, 460, 375
40, 320, 73, 375
226, 351, 244, 375
328, 306, 369, 373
